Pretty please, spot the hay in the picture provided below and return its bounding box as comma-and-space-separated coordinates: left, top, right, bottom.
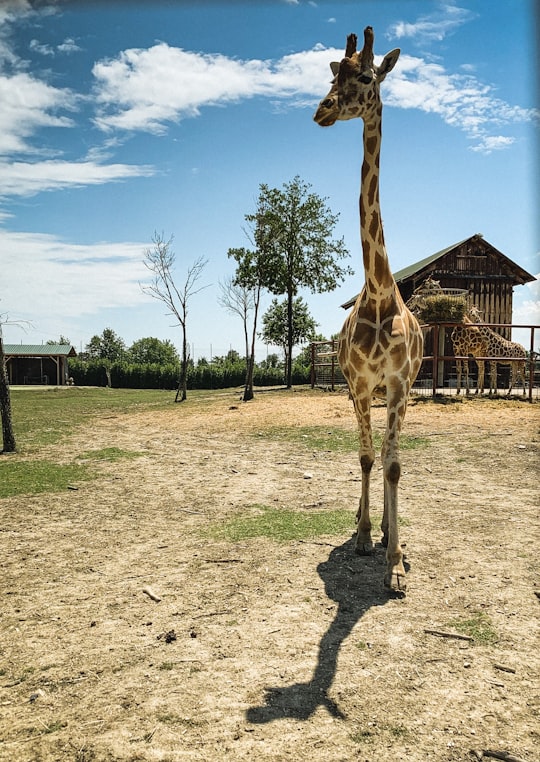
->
418, 294, 467, 322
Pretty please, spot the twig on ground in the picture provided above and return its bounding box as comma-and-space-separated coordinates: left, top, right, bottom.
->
424, 628, 474, 642
203, 558, 244, 563
142, 586, 161, 602
471, 750, 529, 762
493, 663, 516, 674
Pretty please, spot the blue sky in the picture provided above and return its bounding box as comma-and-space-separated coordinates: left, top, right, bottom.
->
1, 0, 538, 358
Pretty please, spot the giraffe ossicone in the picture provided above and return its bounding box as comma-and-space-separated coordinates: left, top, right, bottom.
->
314, 27, 424, 595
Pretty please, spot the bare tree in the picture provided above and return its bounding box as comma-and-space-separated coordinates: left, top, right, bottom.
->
141, 232, 208, 402
218, 276, 256, 394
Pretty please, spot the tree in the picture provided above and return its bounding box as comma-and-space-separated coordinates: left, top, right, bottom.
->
47, 336, 71, 345
141, 232, 208, 402
218, 275, 254, 374
85, 328, 125, 361
128, 337, 179, 365
0, 319, 16, 452
227, 246, 267, 401
247, 176, 352, 388
260, 297, 318, 376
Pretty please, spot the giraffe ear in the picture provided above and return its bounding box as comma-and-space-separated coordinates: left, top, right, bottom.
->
330, 61, 340, 77
377, 48, 400, 81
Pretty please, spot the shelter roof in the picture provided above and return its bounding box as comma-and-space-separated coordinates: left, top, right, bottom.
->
3, 344, 77, 357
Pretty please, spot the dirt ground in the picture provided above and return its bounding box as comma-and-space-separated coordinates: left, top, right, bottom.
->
1, 389, 539, 762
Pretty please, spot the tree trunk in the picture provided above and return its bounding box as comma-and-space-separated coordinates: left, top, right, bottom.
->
0, 336, 16, 453
176, 324, 188, 402
285, 286, 294, 388
243, 286, 261, 402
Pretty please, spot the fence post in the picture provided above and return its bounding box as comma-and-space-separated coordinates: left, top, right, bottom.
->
432, 323, 439, 397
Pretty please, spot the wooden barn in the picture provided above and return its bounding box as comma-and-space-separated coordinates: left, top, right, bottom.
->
3, 344, 77, 386
310, 233, 537, 392
341, 233, 536, 333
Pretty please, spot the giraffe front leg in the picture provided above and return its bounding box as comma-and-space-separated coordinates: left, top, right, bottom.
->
352, 396, 374, 556
381, 397, 407, 595
382, 459, 406, 594
476, 360, 485, 395
355, 452, 374, 555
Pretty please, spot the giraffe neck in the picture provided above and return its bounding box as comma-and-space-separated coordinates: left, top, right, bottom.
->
360, 111, 396, 303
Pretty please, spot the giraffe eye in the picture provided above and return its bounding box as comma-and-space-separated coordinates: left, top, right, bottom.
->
359, 73, 372, 84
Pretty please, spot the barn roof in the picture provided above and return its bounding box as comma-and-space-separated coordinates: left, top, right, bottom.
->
3, 344, 77, 357
394, 234, 535, 285
341, 234, 536, 309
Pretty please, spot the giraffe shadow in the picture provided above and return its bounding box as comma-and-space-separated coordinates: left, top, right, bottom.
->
246, 536, 401, 724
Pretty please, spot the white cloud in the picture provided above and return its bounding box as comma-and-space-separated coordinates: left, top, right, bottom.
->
0, 70, 77, 155
513, 276, 540, 323
0, 159, 155, 198
92, 42, 344, 133
57, 37, 81, 54
91, 42, 538, 154
512, 275, 540, 347
385, 55, 539, 153
0, 229, 150, 325
29, 38, 54, 56
30, 36, 82, 56
387, 2, 475, 43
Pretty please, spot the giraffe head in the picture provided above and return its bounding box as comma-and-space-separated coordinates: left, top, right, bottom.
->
467, 305, 484, 323
313, 26, 400, 127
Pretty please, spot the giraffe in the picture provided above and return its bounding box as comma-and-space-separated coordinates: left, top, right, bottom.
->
466, 306, 527, 395
314, 27, 424, 594
450, 314, 489, 395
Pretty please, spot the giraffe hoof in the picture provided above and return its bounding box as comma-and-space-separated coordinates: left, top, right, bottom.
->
354, 540, 373, 556
384, 569, 407, 596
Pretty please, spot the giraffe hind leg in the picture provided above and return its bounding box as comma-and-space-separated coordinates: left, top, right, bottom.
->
352, 395, 374, 556
380, 394, 407, 595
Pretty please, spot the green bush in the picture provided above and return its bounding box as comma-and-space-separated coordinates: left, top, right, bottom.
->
67, 357, 309, 390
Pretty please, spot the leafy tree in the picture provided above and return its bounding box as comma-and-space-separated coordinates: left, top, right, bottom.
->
47, 336, 71, 345
85, 328, 126, 361
246, 176, 351, 388
260, 297, 318, 375
141, 232, 208, 402
258, 352, 282, 370
128, 337, 179, 365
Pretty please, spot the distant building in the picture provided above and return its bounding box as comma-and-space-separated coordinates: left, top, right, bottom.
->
341, 233, 536, 338
3, 344, 77, 385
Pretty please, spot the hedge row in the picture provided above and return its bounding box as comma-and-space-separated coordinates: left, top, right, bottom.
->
68, 359, 310, 389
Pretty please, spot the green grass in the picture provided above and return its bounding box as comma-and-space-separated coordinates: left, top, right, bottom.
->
208, 504, 355, 543
78, 447, 144, 461
9, 387, 175, 452
448, 612, 498, 645
0, 460, 91, 498
256, 425, 429, 453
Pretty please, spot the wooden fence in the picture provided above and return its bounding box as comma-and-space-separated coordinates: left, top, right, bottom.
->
310, 323, 539, 402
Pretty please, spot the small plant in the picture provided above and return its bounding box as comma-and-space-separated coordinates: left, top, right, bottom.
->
448, 611, 498, 645
42, 720, 68, 735
350, 729, 375, 742
158, 662, 175, 671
